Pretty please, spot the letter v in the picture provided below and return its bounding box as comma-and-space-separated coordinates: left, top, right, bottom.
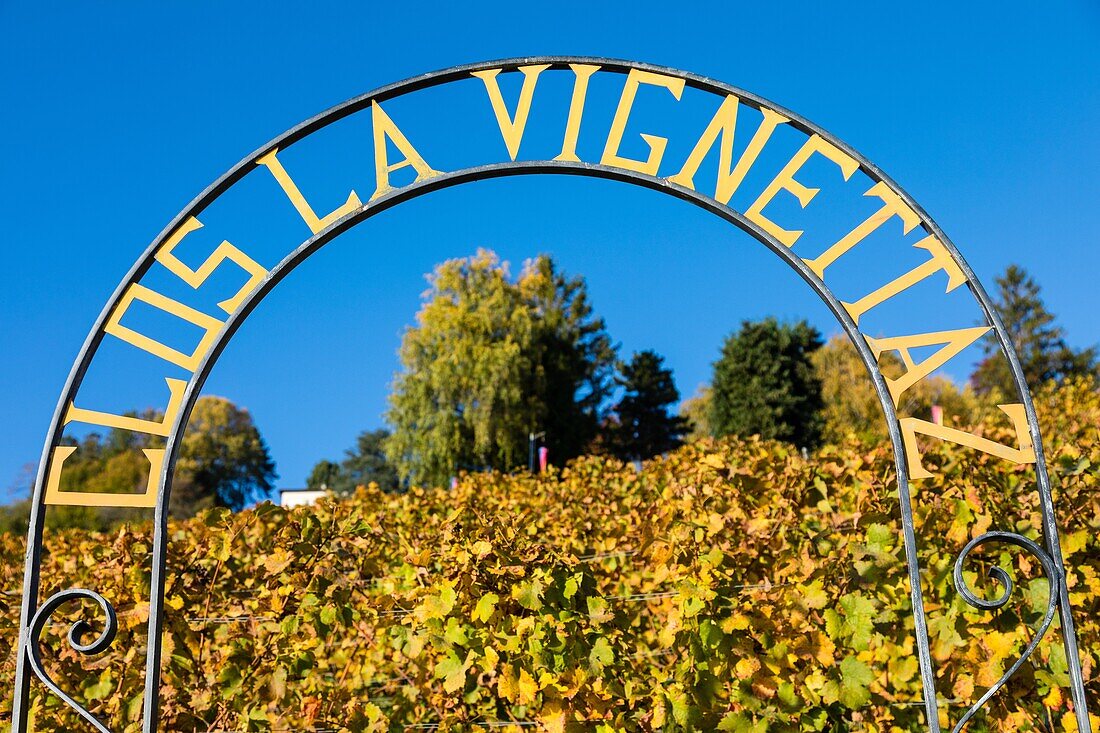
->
472, 65, 551, 160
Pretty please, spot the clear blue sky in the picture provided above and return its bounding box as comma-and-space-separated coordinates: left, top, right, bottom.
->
1, 2, 1098, 499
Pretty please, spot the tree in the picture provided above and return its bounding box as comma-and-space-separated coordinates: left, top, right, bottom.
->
610, 350, 688, 460
972, 265, 1097, 397
812, 335, 982, 444
4, 463, 35, 505
385, 249, 615, 487
709, 318, 825, 448
519, 255, 617, 464
306, 460, 341, 492
0, 396, 276, 530
679, 386, 713, 441
172, 396, 277, 513
307, 429, 401, 494
811, 334, 883, 443
46, 428, 161, 529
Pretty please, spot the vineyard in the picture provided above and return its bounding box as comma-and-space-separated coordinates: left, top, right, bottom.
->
1, 381, 1098, 732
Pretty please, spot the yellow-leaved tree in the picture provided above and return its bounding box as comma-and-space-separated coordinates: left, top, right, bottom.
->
384, 249, 616, 487
812, 335, 986, 444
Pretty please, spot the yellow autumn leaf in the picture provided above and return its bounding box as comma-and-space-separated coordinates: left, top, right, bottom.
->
735, 657, 760, 679
497, 665, 518, 702
952, 674, 975, 701
518, 667, 539, 705
1062, 712, 1100, 732
539, 708, 566, 733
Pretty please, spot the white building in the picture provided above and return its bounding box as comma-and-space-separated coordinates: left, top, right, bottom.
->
278, 488, 327, 508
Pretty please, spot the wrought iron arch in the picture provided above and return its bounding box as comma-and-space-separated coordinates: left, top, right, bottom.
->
10, 57, 1092, 733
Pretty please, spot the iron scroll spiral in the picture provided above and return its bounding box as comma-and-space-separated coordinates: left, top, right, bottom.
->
950, 531, 1062, 733
26, 589, 119, 733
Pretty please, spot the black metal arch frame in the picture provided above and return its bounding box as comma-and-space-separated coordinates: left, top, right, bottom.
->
10, 57, 1092, 733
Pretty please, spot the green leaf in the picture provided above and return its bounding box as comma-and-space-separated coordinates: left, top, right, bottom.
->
839, 655, 874, 708
717, 711, 766, 732
421, 581, 458, 620
563, 573, 581, 599
587, 596, 613, 623
84, 671, 114, 700
864, 523, 894, 555
444, 616, 470, 646
472, 592, 499, 622
589, 637, 614, 670
126, 693, 144, 722
512, 579, 544, 611
1025, 577, 1052, 615
838, 592, 877, 650
433, 650, 470, 693
699, 619, 723, 648
927, 613, 965, 658
778, 681, 800, 709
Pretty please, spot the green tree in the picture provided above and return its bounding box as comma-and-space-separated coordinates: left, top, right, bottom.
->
610, 350, 688, 460
306, 460, 341, 492
710, 318, 825, 448
518, 254, 617, 464
0, 396, 275, 531
972, 265, 1097, 397
385, 250, 615, 487
307, 429, 401, 494
172, 396, 277, 513
48, 430, 158, 530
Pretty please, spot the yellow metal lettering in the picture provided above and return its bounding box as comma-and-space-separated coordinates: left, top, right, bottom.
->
668, 96, 789, 204
803, 181, 921, 278
44, 445, 164, 508
842, 234, 968, 325
370, 101, 441, 200
865, 326, 990, 406
901, 404, 1035, 480
256, 148, 362, 234
104, 284, 224, 371
600, 69, 686, 175
472, 64, 551, 160
65, 377, 187, 437
154, 217, 268, 314
554, 63, 600, 162
745, 135, 859, 247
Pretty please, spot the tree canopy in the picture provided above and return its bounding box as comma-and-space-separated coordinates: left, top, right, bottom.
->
813, 335, 983, 443
609, 350, 688, 461
385, 250, 616, 487
519, 254, 618, 465
709, 318, 825, 448
972, 265, 1097, 397
174, 396, 277, 512
0, 396, 275, 533
307, 429, 400, 494
382, 249, 616, 484
678, 385, 713, 442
